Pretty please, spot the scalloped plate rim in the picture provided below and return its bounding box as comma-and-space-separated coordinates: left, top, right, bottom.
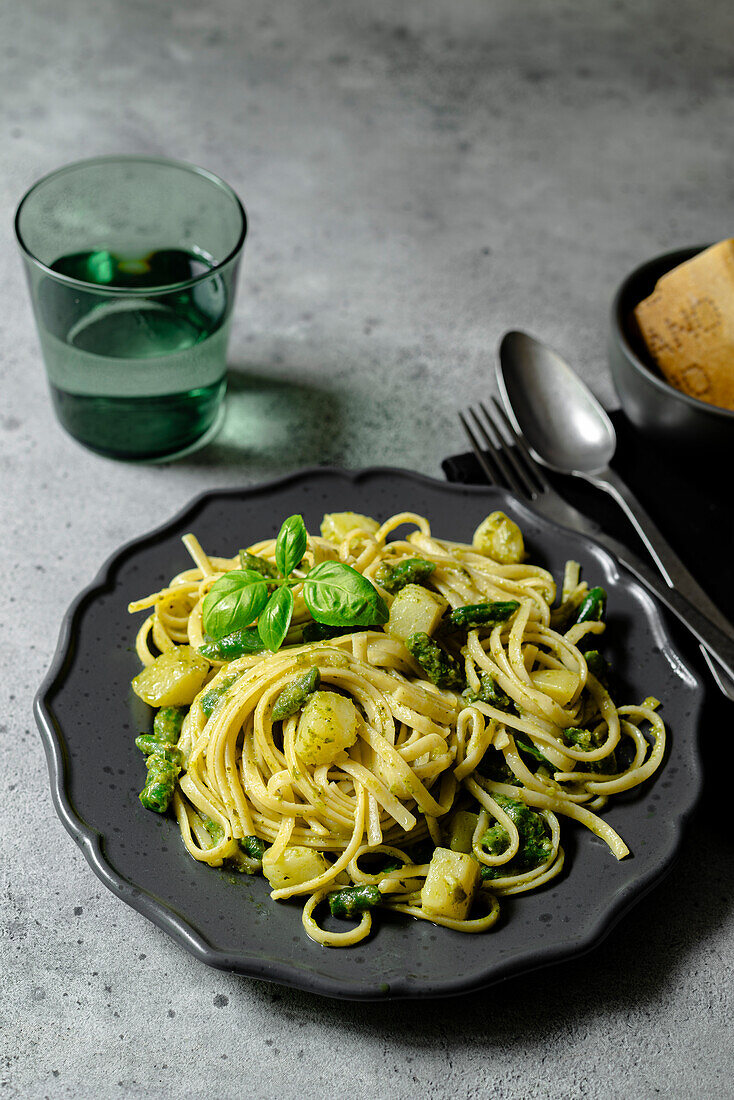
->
34, 464, 705, 1000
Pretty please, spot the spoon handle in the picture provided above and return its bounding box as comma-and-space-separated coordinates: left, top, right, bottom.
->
585, 465, 734, 698
601, 536, 734, 687
518, 473, 734, 687
587, 466, 734, 640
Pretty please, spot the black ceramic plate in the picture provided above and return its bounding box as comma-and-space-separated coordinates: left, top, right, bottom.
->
35, 468, 704, 1000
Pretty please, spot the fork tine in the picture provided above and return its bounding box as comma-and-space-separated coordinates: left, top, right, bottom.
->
489, 397, 552, 493
458, 411, 503, 488
469, 406, 534, 499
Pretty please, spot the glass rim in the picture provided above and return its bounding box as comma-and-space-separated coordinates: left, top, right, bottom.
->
13, 154, 247, 295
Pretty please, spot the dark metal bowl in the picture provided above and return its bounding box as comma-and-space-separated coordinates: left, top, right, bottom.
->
609, 245, 734, 452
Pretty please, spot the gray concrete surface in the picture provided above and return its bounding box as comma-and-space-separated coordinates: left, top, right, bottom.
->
2, 0, 733, 1096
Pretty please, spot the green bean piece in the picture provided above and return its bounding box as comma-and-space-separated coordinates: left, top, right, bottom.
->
575, 586, 607, 625
134, 736, 182, 766
584, 650, 611, 687
239, 549, 278, 578
134, 704, 185, 792
139, 752, 180, 813
199, 628, 264, 661
200, 674, 240, 718
328, 884, 382, 919
239, 835, 266, 861
405, 632, 465, 690
442, 600, 520, 633
374, 558, 436, 594
462, 672, 513, 711
153, 705, 186, 744
271, 668, 321, 722
137, 705, 185, 812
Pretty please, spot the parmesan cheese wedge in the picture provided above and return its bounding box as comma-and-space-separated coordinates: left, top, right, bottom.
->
634, 239, 734, 411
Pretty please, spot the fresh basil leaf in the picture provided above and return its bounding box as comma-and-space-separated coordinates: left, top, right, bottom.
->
303, 561, 389, 627
258, 585, 294, 652
275, 514, 308, 578
202, 570, 269, 640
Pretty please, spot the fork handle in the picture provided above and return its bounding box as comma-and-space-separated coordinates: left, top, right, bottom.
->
595, 528, 734, 688
585, 467, 734, 698
585, 466, 734, 641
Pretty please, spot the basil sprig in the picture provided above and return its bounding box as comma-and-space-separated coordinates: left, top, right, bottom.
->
200, 515, 388, 654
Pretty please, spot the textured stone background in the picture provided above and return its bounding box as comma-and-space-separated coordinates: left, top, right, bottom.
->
1, 0, 733, 1096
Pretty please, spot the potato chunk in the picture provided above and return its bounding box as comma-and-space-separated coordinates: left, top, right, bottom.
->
262, 845, 328, 890
294, 691, 360, 766
320, 512, 380, 544
421, 847, 480, 921
473, 512, 525, 564
386, 583, 448, 641
132, 646, 209, 707
529, 668, 579, 705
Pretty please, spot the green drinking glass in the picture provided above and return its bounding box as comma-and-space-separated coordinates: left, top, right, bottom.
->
15, 155, 246, 460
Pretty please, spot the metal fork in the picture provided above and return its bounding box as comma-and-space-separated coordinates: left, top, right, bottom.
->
458, 397, 734, 693
459, 397, 615, 535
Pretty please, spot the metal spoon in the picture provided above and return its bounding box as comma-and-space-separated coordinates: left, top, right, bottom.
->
498, 329, 734, 699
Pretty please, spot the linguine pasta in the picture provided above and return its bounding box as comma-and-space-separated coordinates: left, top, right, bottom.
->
128, 511, 666, 947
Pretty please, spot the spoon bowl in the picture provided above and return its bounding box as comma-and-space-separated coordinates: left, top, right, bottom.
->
498, 331, 616, 475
